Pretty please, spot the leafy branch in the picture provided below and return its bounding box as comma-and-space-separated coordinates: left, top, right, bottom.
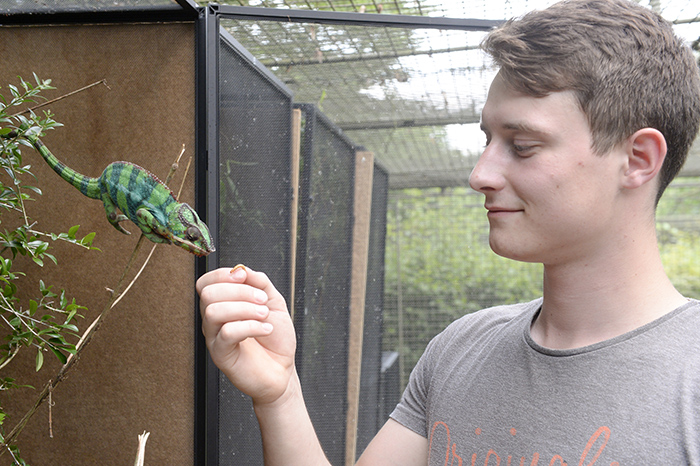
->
0, 75, 180, 465
0, 75, 108, 465
0, 76, 192, 463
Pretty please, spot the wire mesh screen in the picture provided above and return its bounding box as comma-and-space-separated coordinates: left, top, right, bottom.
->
216, 32, 293, 465
382, 187, 544, 390
656, 177, 700, 298
221, 17, 489, 190
294, 103, 355, 465
355, 163, 389, 457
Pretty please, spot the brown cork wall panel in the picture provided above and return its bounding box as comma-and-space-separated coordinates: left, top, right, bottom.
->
0, 22, 197, 465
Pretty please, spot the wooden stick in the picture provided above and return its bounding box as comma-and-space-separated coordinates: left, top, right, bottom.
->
10, 79, 109, 118
345, 150, 374, 466
289, 109, 302, 319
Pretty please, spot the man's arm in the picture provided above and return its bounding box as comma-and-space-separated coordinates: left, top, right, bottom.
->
197, 266, 427, 466
198, 266, 329, 465
357, 419, 428, 466
254, 372, 332, 465
254, 376, 428, 466
255, 384, 428, 466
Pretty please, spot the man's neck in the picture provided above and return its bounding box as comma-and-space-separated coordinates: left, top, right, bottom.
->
531, 230, 687, 350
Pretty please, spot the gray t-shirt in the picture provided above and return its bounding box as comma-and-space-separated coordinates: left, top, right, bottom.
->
390, 298, 700, 465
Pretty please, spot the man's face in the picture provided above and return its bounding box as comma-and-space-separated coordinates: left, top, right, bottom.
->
469, 73, 626, 266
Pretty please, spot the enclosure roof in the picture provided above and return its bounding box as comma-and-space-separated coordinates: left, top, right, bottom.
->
0, 0, 199, 22
213, 0, 700, 188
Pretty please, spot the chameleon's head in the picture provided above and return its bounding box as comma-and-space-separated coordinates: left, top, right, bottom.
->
169, 203, 215, 256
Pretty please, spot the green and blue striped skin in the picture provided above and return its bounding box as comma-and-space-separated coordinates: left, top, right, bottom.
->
28, 136, 215, 256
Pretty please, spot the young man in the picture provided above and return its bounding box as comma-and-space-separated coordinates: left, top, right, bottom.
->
197, 0, 700, 464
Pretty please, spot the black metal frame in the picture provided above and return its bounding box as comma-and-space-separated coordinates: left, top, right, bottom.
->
195, 7, 220, 466
214, 3, 503, 31
0, 0, 200, 24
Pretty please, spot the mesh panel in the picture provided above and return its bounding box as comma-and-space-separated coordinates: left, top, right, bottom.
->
217, 33, 293, 465
294, 103, 355, 465
356, 163, 389, 457
382, 188, 543, 389
380, 350, 401, 424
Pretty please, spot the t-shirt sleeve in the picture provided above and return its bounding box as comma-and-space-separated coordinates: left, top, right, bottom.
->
387, 302, 535, 440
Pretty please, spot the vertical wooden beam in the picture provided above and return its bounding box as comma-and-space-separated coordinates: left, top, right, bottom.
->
289, 108, 302, 319
345, 150, 375, 466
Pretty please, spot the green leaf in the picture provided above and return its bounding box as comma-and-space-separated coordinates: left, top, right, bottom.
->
35, 349, 44, 372
49, 346, 67, 364
22, 185, 41, 195
80, 231, 96, 245
62, 324, 79, 333
68, 225, 80, 238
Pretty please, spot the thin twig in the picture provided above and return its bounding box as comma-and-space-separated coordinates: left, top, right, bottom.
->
133, 431, 151, 466
111, 243, 157, 310
1, 134, 31, 227
0, 346, 19, 371
176, 156, 193, 200
48, 382, 54, 438
0, 143, 190, 455
9, 80, 109, 118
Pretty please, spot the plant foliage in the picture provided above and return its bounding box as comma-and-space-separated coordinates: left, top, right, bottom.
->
0, 75, 97, 465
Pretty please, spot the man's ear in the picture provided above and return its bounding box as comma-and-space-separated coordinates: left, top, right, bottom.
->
621, 128, 667, 190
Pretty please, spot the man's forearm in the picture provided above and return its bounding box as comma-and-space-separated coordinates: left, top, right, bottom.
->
254, 371, 332, 466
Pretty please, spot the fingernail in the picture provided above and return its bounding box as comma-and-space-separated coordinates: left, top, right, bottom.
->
254, 289, 268, 303
257, 305, 269, 317
230, 264, 246, 280
261, 322, 273, 333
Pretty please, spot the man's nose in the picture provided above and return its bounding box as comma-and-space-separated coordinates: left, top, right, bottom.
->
468, 143, 506, 193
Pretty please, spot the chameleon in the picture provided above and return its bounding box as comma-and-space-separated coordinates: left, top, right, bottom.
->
21, 134, 215, 256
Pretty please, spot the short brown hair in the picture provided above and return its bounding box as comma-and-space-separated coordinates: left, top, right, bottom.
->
481, 0, 700, 202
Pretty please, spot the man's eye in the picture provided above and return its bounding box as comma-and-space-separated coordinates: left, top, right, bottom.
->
512, 143, 536, 156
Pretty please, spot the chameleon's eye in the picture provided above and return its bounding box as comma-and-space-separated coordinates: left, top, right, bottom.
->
186, 226, 202, 241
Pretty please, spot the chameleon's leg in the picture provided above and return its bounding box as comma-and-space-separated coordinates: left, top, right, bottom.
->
135, 208, 171, 244
101, 194, 131, 235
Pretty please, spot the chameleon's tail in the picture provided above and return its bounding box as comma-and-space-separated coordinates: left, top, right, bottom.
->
26, 135, 102, 200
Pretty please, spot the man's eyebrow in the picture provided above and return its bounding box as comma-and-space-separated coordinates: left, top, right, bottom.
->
480, 120, 551, 137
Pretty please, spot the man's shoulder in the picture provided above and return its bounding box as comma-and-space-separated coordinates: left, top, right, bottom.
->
650, 298, 700, 348
450, 298, 542, 330
431, 298, 542, 348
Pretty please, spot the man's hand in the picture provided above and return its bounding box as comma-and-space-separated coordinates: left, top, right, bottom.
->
196, 265, 297, 405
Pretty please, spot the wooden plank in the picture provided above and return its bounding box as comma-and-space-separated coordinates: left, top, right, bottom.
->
345, 150, 375, 466
289, 108, 302, 319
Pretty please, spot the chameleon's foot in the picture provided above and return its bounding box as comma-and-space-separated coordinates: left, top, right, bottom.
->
108, 211, 131, 235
